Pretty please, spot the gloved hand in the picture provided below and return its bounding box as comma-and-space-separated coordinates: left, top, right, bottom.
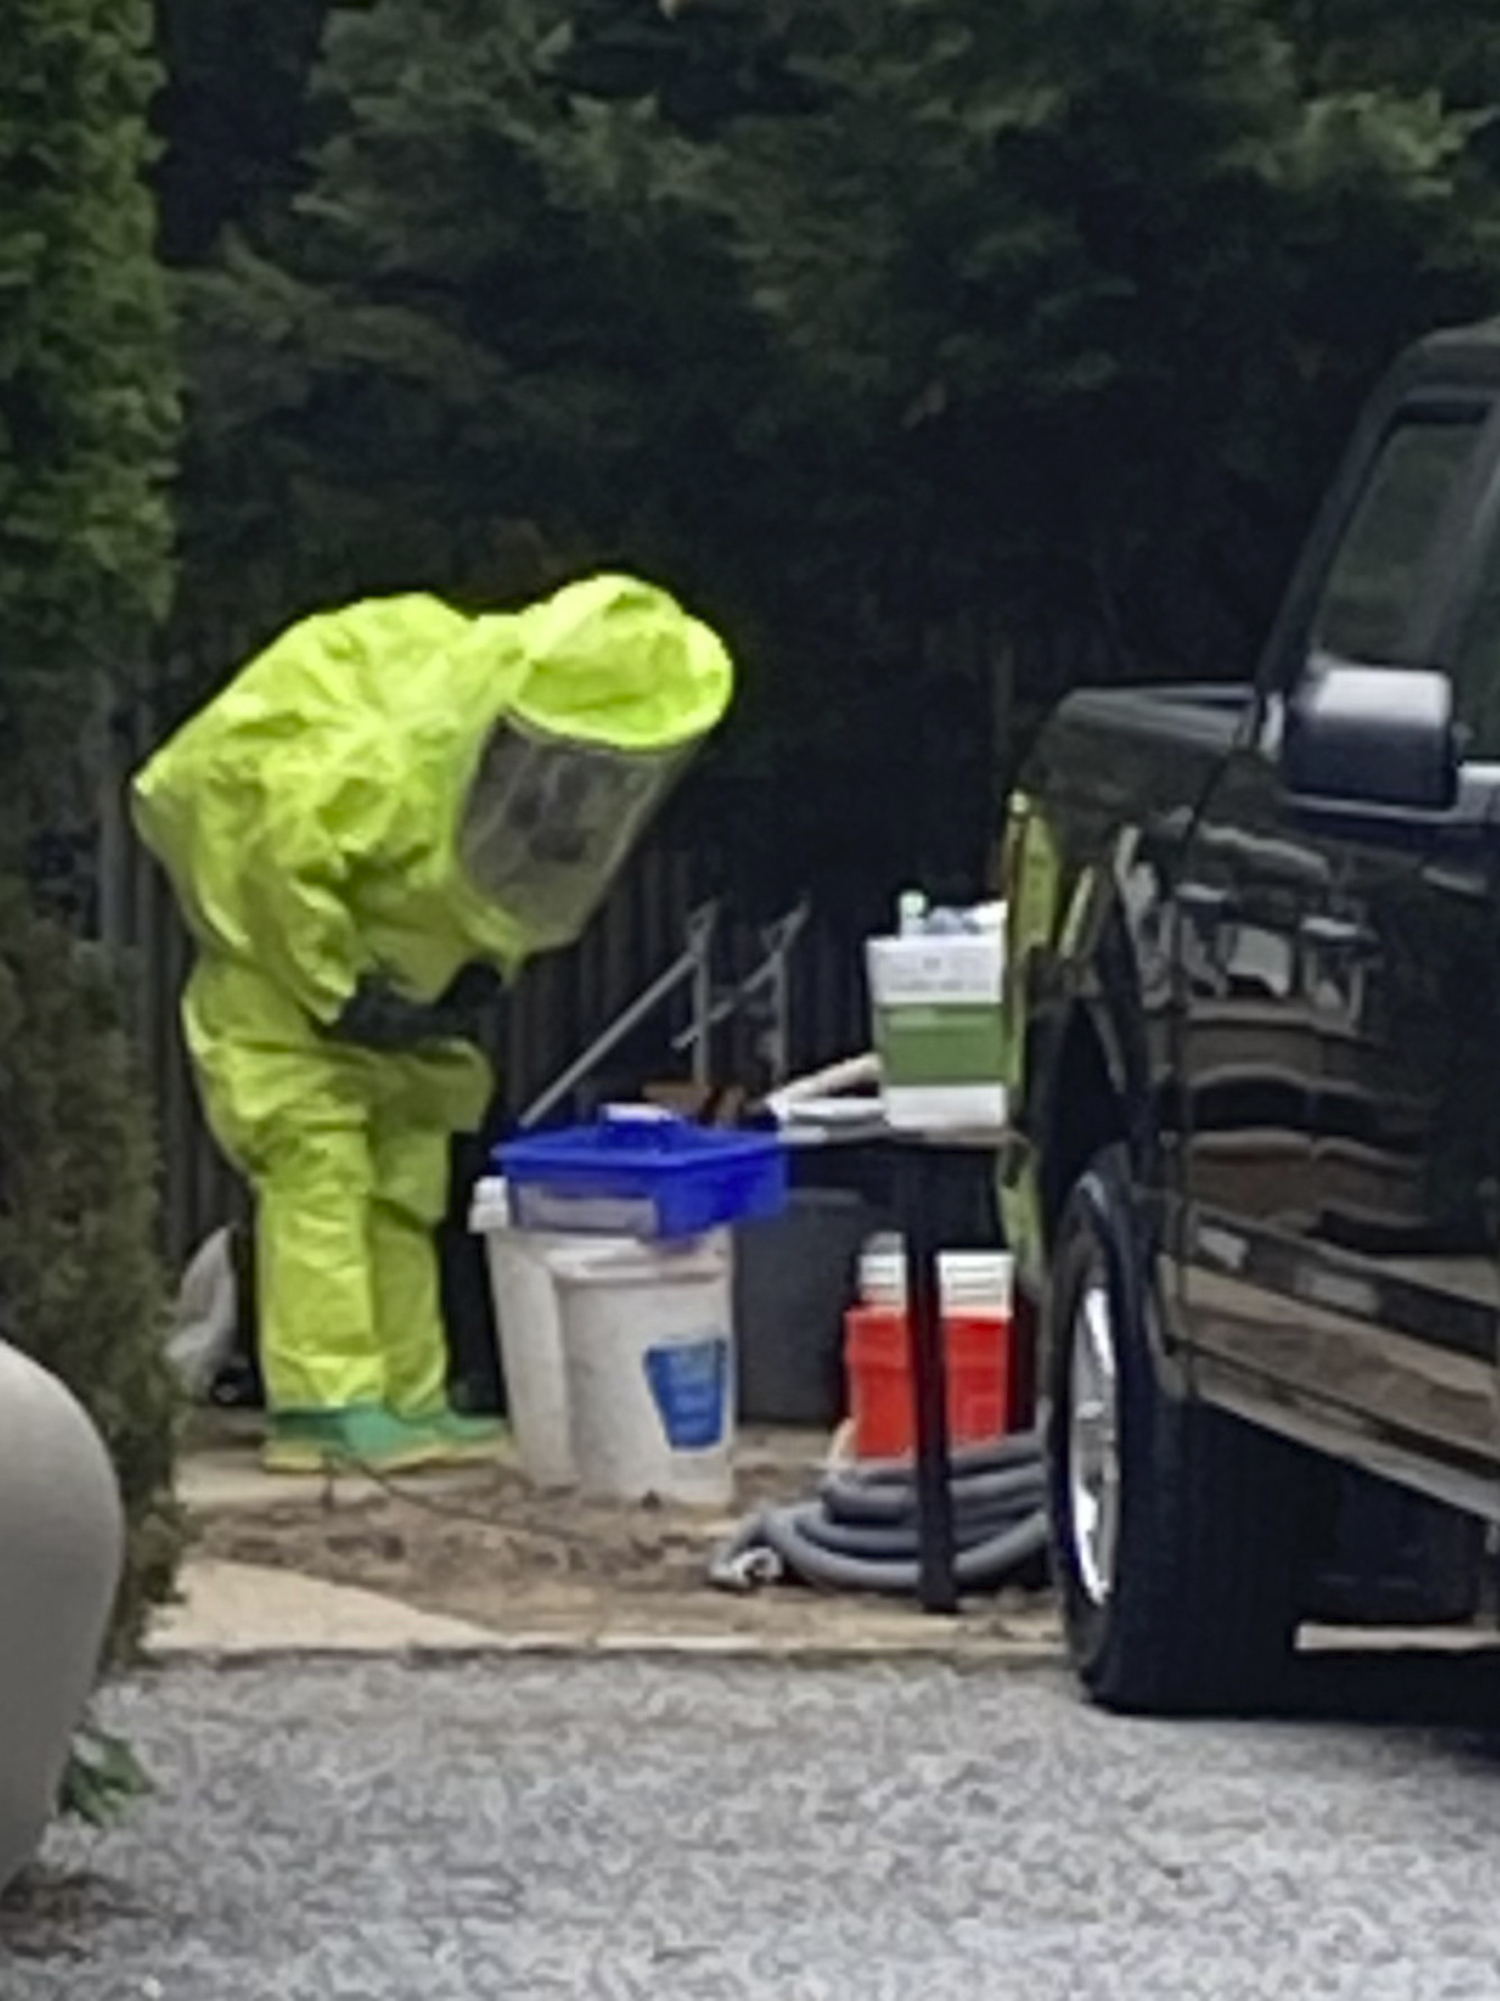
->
331, 967, 507, 1053
331, 976, 459, 1052
435, 962, 507, 1056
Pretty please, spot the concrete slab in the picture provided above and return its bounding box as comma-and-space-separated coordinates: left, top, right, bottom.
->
151, 1560, 505, 1658
172, 1430, 1499, 1672
149, 1559, 1065, 1666
152, 1557, 1498, 1675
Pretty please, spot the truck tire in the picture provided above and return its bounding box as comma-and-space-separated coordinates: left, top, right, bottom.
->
1047, 1145, 1308, 1714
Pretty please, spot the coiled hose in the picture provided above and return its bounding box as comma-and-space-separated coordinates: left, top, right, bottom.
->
709, 1429, 1048, 1597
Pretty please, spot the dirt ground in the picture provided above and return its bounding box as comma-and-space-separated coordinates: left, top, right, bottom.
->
187, 1422, 1057, 1653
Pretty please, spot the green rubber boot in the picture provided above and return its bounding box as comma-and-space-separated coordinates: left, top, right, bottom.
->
423, 1408, 508, 1464
262, 1406, 474, 1476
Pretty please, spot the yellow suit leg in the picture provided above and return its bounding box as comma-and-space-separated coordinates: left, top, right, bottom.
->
183, 961, 498, 1458
183, 958, 386, 1416
255, 1117, 383, 1414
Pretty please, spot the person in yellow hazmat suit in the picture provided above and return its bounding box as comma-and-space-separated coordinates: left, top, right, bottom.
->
134, 576, 734, 1473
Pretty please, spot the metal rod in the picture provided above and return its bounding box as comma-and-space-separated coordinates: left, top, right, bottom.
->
520, 904, 719, 1129
673, 900, 810, 1052
521, 952, 697, 1129
761, 903, 808, 1089
899, 1148, 959, 1614
764, 918, 794, 1085
691, 905, 715, 1090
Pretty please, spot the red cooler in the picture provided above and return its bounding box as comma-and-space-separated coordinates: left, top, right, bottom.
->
844, 1249, 1014, 1460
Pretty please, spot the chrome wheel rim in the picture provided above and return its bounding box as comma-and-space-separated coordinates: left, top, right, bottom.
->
1068, 1274, 1121, 1607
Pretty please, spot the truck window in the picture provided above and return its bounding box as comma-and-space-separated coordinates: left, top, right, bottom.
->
1313, 414, 1485, 667
1449, 499, 1500, 760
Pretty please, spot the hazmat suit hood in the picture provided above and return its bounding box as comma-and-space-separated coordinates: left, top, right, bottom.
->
133, 575, 734, 1023
456, 574, 731, 952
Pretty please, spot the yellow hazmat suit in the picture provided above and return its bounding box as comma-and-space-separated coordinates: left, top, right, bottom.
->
134, 576, 734, 1471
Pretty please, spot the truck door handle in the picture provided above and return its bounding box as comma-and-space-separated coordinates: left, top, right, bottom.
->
1177, 883, 1238, 975
1178, 884, 1236, 927
1298, 914, 1376, 958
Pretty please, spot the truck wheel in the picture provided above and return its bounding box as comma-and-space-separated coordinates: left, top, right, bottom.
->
1048, 1145, 1307, 1714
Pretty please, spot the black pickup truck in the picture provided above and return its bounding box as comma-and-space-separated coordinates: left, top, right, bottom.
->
999, 318, 1500, 1713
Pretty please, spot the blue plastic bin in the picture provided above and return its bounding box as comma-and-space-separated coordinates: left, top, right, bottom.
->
498, 1110, 788, 1242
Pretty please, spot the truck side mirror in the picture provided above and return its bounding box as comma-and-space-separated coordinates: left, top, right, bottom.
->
1282, 661, 1458, 813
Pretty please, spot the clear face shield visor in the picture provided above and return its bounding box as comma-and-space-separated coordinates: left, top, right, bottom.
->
458, 719, 691, 951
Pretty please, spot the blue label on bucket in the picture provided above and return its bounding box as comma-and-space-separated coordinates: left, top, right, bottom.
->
644, 1336, 729, 1451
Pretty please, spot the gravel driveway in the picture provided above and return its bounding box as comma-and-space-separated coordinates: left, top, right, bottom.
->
6, 1653, 1500, 1999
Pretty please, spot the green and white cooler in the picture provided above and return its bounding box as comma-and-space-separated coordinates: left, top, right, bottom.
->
866, 926, 1006, 1132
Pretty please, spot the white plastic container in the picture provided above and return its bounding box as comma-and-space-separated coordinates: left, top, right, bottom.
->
469, 1178, 586, 1490
551, 1233, 735, 1507
866, 926, 1007, 1132
859, 1239, 1014, 1316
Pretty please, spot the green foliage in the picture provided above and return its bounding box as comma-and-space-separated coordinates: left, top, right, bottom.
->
0, 0, 184, 1697
1274, 0, 1500, 106
0, 875, 182, 1666
667, 0, 1498, 658
0, 0, 179, 816
176, 0, 766, 624
155, 0, 328, 263
0, 1, 183, 1700
59, 1718, 154, 1828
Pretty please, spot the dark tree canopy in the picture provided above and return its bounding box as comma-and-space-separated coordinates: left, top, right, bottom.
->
164, 0, 1500, 909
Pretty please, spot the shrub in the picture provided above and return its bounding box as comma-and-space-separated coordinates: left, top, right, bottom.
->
0, 874, 181, 1666
0, 0, 183, 1677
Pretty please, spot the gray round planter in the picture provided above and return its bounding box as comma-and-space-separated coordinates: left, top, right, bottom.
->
0, 1341, 124, 1892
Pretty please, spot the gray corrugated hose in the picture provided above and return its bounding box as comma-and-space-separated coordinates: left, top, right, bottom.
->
709, 1431, 1047, 1598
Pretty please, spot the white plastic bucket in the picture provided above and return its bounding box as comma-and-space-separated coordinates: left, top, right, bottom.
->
469, 1179, 590, 1491
551, 1233, 735, 1508
859, 1240, 1014, 1316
